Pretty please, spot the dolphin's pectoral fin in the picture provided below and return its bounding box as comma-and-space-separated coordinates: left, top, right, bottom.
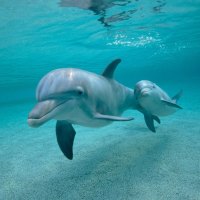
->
136, 105, 160, 127
94, 113, 134, 121
172, 90, 183, 103
102, 58, 121, 79
152, 115, 161, 124
144, 113, 156, 133
56, 120, 76, 160
161, 99, 182, 109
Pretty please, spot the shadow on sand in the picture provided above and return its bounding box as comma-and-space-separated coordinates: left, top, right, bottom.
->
13, 128, 170, 199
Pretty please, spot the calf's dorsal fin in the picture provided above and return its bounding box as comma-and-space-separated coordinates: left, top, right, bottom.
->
172, 90, 183, 103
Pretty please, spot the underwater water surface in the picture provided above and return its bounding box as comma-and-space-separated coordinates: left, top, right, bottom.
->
0, 0, 200, 199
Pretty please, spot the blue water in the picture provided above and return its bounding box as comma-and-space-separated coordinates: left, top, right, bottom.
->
0, 1, 200, 199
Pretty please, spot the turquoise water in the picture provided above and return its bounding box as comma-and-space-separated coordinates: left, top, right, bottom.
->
1, 0, 200, 199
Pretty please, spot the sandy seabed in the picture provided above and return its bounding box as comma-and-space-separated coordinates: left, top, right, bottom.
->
1, 86, 200, 200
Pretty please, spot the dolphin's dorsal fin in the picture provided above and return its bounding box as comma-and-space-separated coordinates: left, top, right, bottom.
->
172, 90, 183, 103
102, 59, 121, 79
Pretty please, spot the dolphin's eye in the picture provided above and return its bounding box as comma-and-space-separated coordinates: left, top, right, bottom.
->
76, 86, 84, 96
77, 90, 83, 95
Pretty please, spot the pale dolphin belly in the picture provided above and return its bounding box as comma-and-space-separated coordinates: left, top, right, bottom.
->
54, 100, 114, 127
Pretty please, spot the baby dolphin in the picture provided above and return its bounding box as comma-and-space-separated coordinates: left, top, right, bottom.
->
134, 80, 182, 132
28, 59, 136, 159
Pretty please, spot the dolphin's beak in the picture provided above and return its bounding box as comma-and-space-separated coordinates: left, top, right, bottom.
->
140, 88, 151, 97
28, 100, 65, 127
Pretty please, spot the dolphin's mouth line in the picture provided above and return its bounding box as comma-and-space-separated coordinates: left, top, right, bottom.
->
28, 99, 67, 120
137, 87, 153, 97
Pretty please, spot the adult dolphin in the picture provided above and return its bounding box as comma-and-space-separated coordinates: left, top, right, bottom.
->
134, 80, 182, 133
28, 59, 136, 160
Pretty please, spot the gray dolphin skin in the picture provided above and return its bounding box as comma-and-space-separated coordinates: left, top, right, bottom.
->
28, 59, 136, 159
28, 60, 182, 159
134, 80, 182, 133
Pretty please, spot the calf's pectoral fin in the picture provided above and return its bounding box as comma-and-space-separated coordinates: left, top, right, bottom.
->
161, 99, 182, 109
152, 115, 161, 124
94, 113, 134, 121
136, 105, 160, 132
144, 113, 156, 133
56, 120, 76, 160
